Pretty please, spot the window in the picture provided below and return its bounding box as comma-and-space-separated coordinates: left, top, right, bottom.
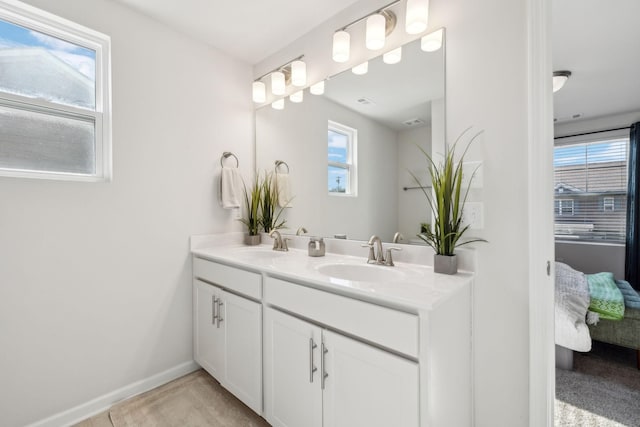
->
328, 121, 357, 196
554, 136, 628, 243
0, 1, 111, 181
603, 197, 615, 212
555, 199, 574, 216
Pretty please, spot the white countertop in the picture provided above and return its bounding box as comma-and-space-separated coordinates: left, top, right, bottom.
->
192, 243, 473, 313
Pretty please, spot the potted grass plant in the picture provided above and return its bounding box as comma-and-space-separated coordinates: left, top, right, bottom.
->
239, 174, 262, 245
410, 128, 487, 274
260, 171, 287, 233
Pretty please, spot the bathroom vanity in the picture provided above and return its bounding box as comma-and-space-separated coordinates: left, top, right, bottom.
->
191, 238, 473, 427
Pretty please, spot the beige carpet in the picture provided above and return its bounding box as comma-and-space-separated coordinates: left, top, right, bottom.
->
555, 342, 640, 426
109, 370, 270, 427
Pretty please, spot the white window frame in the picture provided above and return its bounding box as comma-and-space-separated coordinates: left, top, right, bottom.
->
0, 0, 112, 182
555, 199, 574, 216
603, 196, 615, 212
328, 120, 357, 197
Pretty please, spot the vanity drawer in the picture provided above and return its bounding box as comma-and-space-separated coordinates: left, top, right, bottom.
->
193, 257, 261, 300
264, 276, 418, 358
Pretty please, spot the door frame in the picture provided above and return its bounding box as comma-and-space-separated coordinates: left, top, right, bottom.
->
527, 0, 555, 425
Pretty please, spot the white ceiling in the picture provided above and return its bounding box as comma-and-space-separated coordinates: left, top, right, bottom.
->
112, 0, 361, 64
112, 0, 640, 123
552, 0, 640, 122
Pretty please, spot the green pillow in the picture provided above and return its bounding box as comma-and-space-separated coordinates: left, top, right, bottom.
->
587, 272, 625, 321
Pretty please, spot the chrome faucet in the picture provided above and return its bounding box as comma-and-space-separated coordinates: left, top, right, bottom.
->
365, 235, 385, 264
269, 230, 289, 251
392, 232, 404, 243
296, 227, 308, 236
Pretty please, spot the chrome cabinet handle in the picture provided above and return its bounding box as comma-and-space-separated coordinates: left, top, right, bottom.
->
309, 338, 318, 383
212, 296, 218, 324
321, 342, 329, 390
217, 300, 224, 328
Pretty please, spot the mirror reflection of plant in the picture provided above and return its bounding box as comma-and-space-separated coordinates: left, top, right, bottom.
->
239, 174, 262, 236
260, 171, 287, 233
410, 127, 487, 256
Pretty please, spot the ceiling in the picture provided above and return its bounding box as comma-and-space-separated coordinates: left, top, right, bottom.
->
324, 38, 444, 131
112, 0, 640, 123
112, 0, 361, 64
552, 0, 640, 123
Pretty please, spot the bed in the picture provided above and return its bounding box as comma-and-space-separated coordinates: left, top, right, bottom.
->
555, 261, 640, 369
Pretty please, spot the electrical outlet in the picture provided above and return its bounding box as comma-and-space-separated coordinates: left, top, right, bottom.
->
462, 161, 483, 189
461, 202, 484, 230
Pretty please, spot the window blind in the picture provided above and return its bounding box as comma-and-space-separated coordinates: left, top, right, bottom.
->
554, 137, 629, 243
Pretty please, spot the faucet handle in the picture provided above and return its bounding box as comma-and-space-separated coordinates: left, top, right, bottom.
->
282, 237, 290, 251
384, 247, 402, 266
361, 243, 376, 264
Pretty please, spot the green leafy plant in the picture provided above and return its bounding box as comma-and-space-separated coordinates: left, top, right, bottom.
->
239, 174, 262, 236
410, 127, 487, 256
260, 171, 287, 233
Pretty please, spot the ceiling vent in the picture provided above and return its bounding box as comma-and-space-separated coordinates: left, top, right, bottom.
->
402, 118, 425, 126
554, 113, 582, 123
356, 97, 375, 105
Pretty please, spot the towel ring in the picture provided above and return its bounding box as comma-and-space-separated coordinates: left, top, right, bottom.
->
220, 152, 239, 168
275, 160, 289, 174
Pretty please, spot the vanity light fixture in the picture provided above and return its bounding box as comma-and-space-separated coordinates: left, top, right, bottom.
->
290, 90, 303, 103
310, 80, 325, 95
366, 13, 387, 50
553, 70, 572, 93
251, 54, 305, 102
252, 81, 266, 103
421, 28, 443, 52
272, 98, 285, 110
332, 30, 350, 63
405, 0, 429, 34
331, 0, 399, 62
271, 71, 286, 95
291, 60, 306, 87
352, 61, 369, 75
383, 47, 402, 64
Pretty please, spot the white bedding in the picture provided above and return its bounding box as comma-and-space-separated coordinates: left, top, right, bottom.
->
555, 262, 592, 352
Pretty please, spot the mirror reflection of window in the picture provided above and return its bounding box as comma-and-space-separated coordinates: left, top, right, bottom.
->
328, 120, 357, 196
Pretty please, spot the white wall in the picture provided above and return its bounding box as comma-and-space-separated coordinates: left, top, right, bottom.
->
0, 1, 253, 425
556, 242, 625, 278
256, 94, 398, 242
396, 124, 431, 241
256, 0, 536, 424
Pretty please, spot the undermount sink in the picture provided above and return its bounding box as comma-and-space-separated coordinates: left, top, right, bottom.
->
316, 263, 405, 283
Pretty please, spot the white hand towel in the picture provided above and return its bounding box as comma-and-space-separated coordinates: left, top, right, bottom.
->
220, 167, 242, 209
275, 172, 293, 208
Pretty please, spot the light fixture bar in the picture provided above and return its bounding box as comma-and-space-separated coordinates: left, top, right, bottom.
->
253, 54, 305, 83
335, 0, 401, 32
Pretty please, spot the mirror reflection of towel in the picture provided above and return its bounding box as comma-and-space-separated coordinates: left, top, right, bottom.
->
275, 173, 293, 208
220, 167, 242, 209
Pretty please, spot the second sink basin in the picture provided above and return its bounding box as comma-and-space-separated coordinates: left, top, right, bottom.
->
316, 263, 405, 283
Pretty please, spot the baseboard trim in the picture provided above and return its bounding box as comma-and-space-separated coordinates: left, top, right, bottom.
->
26, 360, 200, 427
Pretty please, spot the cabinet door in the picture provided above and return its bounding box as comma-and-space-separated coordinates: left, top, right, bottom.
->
264, 307, 322, 427
322, 330, 419, 427
221, 289, 262, 414
194, 280, 224, 378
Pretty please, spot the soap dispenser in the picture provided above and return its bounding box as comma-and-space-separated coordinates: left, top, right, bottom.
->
308, 236, 325, 257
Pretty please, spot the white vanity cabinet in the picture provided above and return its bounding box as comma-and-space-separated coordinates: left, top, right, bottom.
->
192, 257, 262, 414
191, 245, 472, 427
263, 307, 323, 427
263, 278, 420, 427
